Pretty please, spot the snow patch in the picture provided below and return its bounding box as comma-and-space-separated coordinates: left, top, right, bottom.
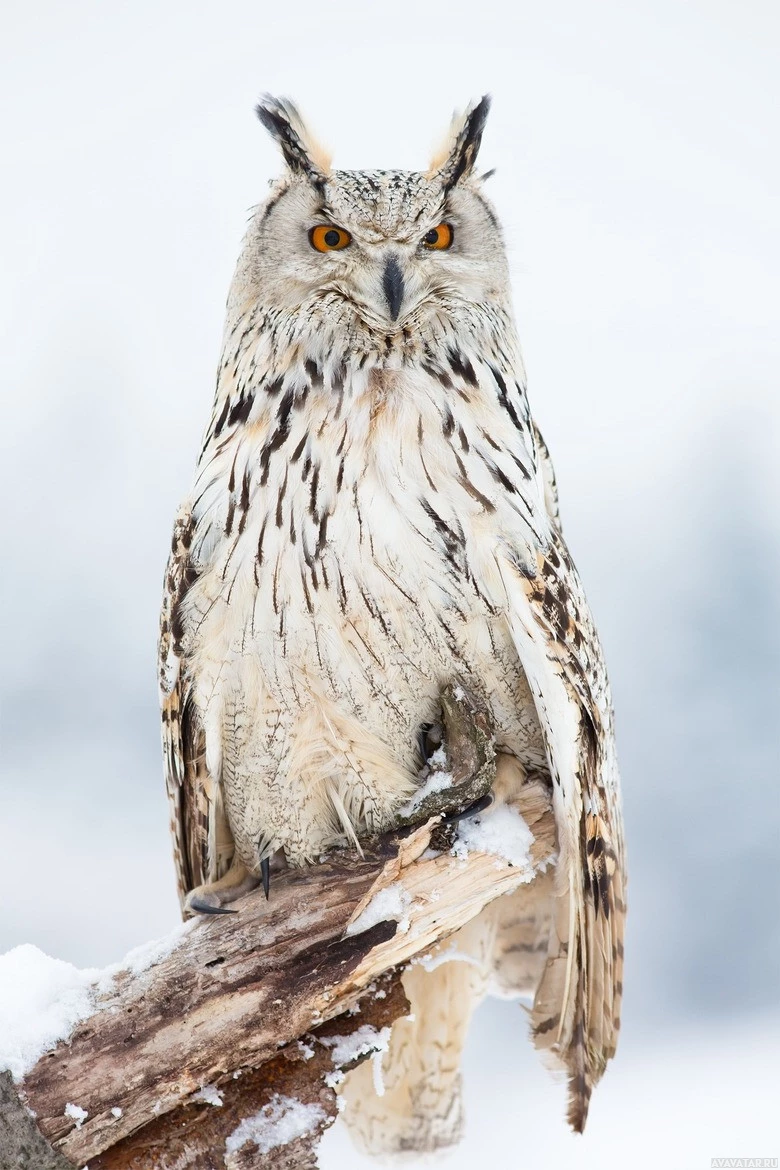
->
453, 804, 536, 877
321, 1025, 392, 1069
0, 947, 97, 1081
346, 884, 413, 937
192, 1084, 223, 1107
103, 922, 194, 983
65, 1103, 88, 1129
0, 922, 195, 1080
225, 1094, 326, 1157
399, 767, 453, 817
111, 1107, 123, 1119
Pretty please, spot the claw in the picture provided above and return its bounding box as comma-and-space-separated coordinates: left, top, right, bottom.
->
417, 720, 444, 763
261, 856, 271, 900
187, 894, 238, 916
443, 792, 494, 824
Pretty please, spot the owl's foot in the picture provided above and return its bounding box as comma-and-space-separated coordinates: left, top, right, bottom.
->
184, 860, 261, 916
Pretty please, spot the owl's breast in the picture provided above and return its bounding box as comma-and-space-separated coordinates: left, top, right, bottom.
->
182, 359, 546, 768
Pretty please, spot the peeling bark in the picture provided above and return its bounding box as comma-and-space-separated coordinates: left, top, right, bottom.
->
89, 973, 409, 1170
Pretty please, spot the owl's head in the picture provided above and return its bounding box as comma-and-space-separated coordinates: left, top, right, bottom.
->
229, 96, 508, 350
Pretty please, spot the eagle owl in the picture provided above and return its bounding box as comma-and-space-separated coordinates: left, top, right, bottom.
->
159, 95, 625, 1149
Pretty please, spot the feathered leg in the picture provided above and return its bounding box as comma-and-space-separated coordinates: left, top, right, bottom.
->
341, 913, 495, 1156
340, 754, 557, 1155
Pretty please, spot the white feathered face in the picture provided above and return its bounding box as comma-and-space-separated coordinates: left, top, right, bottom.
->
232, 97, 508, 340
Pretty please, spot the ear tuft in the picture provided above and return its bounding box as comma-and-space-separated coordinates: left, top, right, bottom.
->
428, 95, 492, 191
255, 95, 332, 182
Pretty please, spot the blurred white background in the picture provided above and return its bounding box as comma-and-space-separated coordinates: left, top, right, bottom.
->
1, 0, 778, 1166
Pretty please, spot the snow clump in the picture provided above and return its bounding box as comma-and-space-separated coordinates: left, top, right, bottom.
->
225, 1094, 326, 1156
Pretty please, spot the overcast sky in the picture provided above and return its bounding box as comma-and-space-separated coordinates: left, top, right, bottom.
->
1, 0, 778, 1164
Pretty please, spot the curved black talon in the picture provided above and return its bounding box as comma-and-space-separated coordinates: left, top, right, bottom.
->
443, 792, 494, 825
261, 856, 271, 900
188, 895, 238, 915
417, 720, 444, 763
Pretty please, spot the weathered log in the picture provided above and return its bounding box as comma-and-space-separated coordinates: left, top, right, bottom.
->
90, 972, 410, 1170
3, 687, 557, 1168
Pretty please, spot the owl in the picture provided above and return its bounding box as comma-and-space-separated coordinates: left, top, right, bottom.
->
158, 95, 625, 1149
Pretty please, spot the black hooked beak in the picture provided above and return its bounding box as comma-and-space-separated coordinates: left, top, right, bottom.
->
382, 255, 404, 321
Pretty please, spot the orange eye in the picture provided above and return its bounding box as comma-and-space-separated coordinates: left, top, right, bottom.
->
310, 224, 352, 252
422, 223, 454, 250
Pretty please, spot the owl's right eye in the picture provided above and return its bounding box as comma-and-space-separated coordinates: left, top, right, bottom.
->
310, 225, 352, 252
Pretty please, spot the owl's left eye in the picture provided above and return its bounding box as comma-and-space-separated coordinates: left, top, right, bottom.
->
422, 223, 454, 250
310, 225, 352, 252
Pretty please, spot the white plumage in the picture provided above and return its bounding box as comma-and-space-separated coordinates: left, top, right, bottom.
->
159, 95, 625, 1149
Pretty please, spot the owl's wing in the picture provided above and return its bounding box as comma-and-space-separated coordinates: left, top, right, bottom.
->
158, 505, 233, 912
494, 467, 625, 1132
531, 420, 562, 532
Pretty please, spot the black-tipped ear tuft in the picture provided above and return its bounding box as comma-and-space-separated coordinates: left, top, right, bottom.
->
255, 95, 331, 185
430, 95, 492, 192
